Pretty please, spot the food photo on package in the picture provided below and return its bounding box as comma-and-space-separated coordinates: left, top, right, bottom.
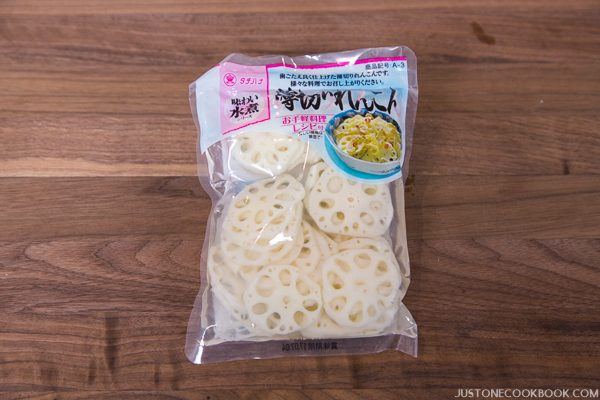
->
186, 46, 419, 364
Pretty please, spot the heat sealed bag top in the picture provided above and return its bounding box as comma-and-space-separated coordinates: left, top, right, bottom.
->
186, 46, 418, 364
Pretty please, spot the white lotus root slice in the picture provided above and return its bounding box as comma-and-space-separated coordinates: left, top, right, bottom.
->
212, 294, 267, 340
305, 146, 322, 165
222, 174, 305, 247
304, 161, 328, 196
234, 223, 305, 282
307, 263, 323, 286
243, 265, 322, 334
301, 306, 396, 339
338, 236, 410, 295
293, 144, 322, 169
290, 221, 322, 274
313, 228, 339, 258
230, 131, 306, 176
322, 248, 401, 328
207, 246, 247, 321
307, 166, 393, 237
327, 232, 353, 244
338, 237, 393, 256
221, 217, 303, 268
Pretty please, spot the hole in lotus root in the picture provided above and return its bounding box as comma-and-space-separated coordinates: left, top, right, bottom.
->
364, 186, 377, 196
279, 269, 292, 286
327, 271, 344, 289
370, 201, 382, 211
296, 279, 311, 296
238, 210, 251, 222
360, 212, 374, 225
234, 197, 250, 208
376, 260, 389, 275
377, 281, 393, 296
252, 303, 268, 315
326, 176, 343, 193
249, 187, 258, 194
240, 141, 250, 152
264, 181, 274, 188
319, 199, 334, 209
334, 258, 351, 272
243, 249, 261, 261
330, 296, 347, 311
275, 192, 291, 201
331, 211, 345, 225
254, 209, 266, 224
271, 214, 286, 225
303, 299, 318, 312
252, 152, 261, 163
266, 312, 281, 329
348, 302, 364, 323
277, 181, 290, 190
256, 275, 275, 297
367, 305, 376, 317
293, 311, 306, 325
354, 252, 371, 269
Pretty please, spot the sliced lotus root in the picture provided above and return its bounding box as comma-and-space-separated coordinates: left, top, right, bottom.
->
300, 311, 349, 338
327, 232, 353, 244
307, 263, 322, 286
306, 166, 393, 237
222, 174, 305, 248
322, 248, 401, 328
290, 221, 321, 274
304, 161, 328, 195
230, 131, 305, 176
302, 301, 398, 339
305, 146, 322, 165
243, 265, 322, 334
293, 145, 322, 169
338, 237, 393, 256
207, 246, 247, 321
235, 224, 305, 282
221, 214, 303, 268
313, 228, 339, 259
212, 294, 267, 341
338, 236, 409, 293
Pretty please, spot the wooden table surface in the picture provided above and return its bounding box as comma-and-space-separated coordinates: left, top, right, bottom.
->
1, 1, 599, 398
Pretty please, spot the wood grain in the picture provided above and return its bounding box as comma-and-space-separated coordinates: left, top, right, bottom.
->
1, 235, 598, 392
0, 0, 599, 398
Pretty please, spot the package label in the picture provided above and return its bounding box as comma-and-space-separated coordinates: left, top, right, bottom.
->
197, 56, 409, 183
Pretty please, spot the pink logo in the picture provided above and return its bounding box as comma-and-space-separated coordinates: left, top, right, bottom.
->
223, 72, 236, 86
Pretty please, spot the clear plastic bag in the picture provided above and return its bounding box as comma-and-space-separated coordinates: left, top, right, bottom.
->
186, 46, 418, 364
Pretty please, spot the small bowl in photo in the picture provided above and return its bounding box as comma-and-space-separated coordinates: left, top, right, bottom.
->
324, 109, 403, 175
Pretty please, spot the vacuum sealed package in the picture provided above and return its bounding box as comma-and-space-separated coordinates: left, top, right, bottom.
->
186, 46, 418, 363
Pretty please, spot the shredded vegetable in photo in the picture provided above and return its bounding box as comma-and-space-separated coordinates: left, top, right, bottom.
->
334, 113, 402, 163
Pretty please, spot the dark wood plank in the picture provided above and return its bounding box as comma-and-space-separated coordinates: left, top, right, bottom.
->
0, 2, 599, 177
1, 176, 599, 242
0, 4, 598, 67
0, 389, 437, 400
2, 111, 600, 177
0, 177, 207, 241
0, 235, 598, 391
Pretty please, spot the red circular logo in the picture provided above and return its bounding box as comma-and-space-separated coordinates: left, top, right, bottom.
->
223, 72, 237, 86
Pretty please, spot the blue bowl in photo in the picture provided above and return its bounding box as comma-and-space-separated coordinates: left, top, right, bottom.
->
324, 109, 403, 175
